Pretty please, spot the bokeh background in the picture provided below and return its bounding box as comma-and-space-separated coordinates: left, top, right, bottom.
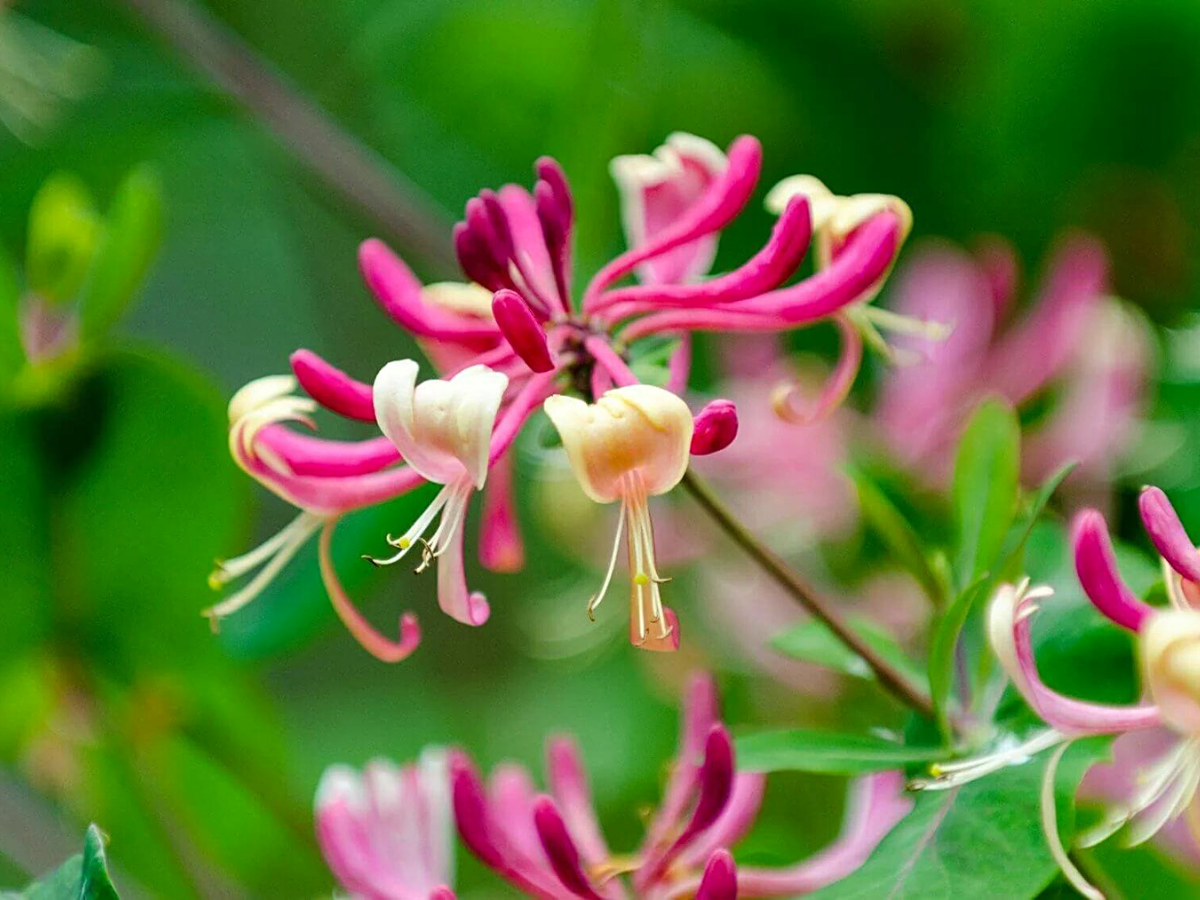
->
6, 0, 1200, 896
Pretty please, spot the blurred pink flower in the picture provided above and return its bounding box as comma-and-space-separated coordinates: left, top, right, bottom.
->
316, 749, 456, 900
449, 673, 912, 898
876, 235, 1150, 496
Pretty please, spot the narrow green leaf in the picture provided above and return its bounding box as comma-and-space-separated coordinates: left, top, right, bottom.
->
735, 729, 946, 775
851, 466, 947, 606
0, 248, 23, 385
772, 616, 927, 690
952, 397, 1020, 587
78, 167, 164, 338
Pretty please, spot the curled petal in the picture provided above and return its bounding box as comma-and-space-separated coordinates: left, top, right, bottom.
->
493, 288, 555, 373
435, 512, 491, 627
1073, 509, 1155, 632
359, 239, 500, 344
584, 136, 762, 309
1140, 487, 1200, 584
532, 797, 606, 900
320, 521, 421, 663
291, 349, 376, 421
695, 850, 738, 900
988, 581, 1160, 734
690, 399, 739, 456
679, 773, 766, 868
255, 426, 399, 477
772, 315, 863, 425
595, 195, 813, 320
619, 213, 900, 342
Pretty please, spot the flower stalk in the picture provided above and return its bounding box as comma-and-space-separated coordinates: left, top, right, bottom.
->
679, 467, 937, 720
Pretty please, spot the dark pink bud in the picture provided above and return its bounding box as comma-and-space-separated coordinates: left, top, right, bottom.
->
532, 796, 605, 900
696, 850, 738, 900
493, 289, 554, 373
535, 156, 573, 227
691, 399, 738, 455
429, 889, 457, 900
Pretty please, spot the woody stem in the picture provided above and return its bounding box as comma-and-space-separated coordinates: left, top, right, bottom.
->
680, 468, 937, 721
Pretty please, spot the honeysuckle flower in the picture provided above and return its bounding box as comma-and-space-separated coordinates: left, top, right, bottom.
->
916, 487, 1200, 899
315, 748, 455, 900
874, 234, 1149, 496
365, 361, 509, 628
448, 673, 912, 898
219, 132, 910, 657
543, 385, 693, 651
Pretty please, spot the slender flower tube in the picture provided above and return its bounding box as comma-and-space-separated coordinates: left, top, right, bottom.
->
315, 748, 455, 900
543, 385, 693, 651
368, 360, 509, 627
919, 490, 1200, 899
449, 673, 910, 898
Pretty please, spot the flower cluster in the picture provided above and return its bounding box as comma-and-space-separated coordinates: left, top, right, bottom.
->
314, 674, 912, 899
208, 133, 911, 661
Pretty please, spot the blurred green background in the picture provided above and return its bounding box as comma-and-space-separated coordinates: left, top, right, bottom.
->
6, 0, 1200, 896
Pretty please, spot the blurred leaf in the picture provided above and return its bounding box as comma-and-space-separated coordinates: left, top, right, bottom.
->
851, 466, 947, 606
78, 168, 163, 339
952, 398, 1020, 588
2, 824, 119, 899
811, 737, 1112, 899
735, 730, 944, 774
771, 616, 927, 689
0, 248, 22, 383
25, 174, 100, 306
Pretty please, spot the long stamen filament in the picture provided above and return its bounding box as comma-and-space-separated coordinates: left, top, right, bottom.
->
204, 512, 323, 622
210, 511, 313, 586
913, 729, 1066, 790
368, 484, 454, 567
588, 505, 626, 621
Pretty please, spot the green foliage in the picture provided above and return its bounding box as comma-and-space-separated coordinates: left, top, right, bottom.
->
771, 616, 927, 689
810, 738, 1112, 900
735, 729, 945, 775
1, 824, 119, 900
951, 398, 1020, 589
25, 174, 100, 307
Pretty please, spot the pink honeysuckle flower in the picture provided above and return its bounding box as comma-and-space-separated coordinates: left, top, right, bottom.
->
448, 673, 912, 899
874, 234, 1149, 496
915, 488, 1200, 899
217, 133, 910, 656
316, 748, 456, 900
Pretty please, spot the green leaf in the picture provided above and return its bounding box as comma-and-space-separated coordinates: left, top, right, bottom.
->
811, 737, 1112, 899
78, 167, 164, 339
735, 729, 946, 775
952, 398, 1020, 588
25, 173, 101, 306
3, 824, 119, 899
772, 616, 927, 689
850, 466, 947, 606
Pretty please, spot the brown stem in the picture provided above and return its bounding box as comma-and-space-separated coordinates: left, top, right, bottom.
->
113, 0, 458, 274
680, 468, 937, 720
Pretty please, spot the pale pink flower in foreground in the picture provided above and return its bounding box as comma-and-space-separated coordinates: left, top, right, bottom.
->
449, 673, 912, 898
918, 486, 1200, 898
212, 132, 910, 658
316, 749, 456, 900
875, 235, 1150, 495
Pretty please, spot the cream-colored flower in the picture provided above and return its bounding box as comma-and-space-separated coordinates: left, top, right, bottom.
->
1141, 609, 1200, 735
544, 385, 693, 650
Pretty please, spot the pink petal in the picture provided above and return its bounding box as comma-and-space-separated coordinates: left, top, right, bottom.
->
359, 239, 500, 345
695, 850, 738, 900
584, 136, 762, 309
291, 349, 376, 422
532, 797, 606, 900
1140, 487, 1200, 584
545, 737, 609, 866
773, 315, 862, 425
256, 426, 399, 477
435, 523, 490, 627
1073, 509, 1155, 632
319, 521, 421, 663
